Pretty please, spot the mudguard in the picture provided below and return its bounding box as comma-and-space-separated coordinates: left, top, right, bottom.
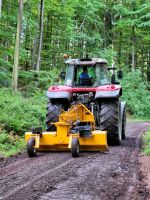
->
95, 89, 120, 99
46, 90, 72, 101
120, 101, 126, 139
121, 102, 126, 117
46, 86, 72, 101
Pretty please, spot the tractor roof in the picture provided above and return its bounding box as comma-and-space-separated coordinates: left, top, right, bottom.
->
65, 58, 108, 66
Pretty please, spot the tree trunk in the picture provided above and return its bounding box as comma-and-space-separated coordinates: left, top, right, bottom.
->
3, 0, 10, 61
117, 31, 122, 66
35, 0, 44, 71
0, 0, 2, 19
32, 36, 38, 70
103, 10, 112, 48
31, 3, 40, 70
12, 0, 23, 91
147, 52, 150, 82
131, 26, 135, 72
140, 45, 144, 77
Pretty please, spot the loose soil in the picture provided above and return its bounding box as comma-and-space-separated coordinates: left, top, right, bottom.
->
140, 155, 150, 200
0, 122, 150, 200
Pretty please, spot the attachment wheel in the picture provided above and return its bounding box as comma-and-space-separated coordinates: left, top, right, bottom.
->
27, 138, 37, 157
71, 137, 80, 158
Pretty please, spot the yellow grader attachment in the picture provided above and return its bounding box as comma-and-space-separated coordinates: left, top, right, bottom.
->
25, 103, 108, 157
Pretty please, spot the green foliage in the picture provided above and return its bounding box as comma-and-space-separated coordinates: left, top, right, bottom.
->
0, 67, 11, 87
18, 68, 60, 95
0, 88, 47, 134
0, 0, 150, 157
142, 130, 150, 155
121, 70, 150, 119
0, 57, 12, 87
0, 131, 25, 157
0, 0, 149, 71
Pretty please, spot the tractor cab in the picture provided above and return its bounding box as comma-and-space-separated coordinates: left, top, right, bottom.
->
63, 58, 110, 87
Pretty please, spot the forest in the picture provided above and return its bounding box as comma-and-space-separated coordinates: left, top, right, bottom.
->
0, 0, 150, 156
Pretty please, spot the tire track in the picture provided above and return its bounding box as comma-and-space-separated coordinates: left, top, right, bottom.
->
0, 153, 72, 199
0, 122, 149, 200
0, 158, 74, 200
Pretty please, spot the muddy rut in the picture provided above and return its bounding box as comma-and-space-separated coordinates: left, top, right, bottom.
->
0, 122, 150, 200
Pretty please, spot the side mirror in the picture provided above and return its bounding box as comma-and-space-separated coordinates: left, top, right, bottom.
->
117, 70, 123, 79
60, 71, 66, 79
111, 74, 120, 85
111, 74, 116, 84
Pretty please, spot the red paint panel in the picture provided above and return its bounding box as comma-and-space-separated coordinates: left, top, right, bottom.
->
48, 85, 121, 93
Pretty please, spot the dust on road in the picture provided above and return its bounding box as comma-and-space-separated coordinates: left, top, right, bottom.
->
0, 122, 150, 200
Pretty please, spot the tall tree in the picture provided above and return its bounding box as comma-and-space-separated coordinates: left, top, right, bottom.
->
0, 0, 150, 86
35, 0, 44, 71
0, 0, 2, 18
12, 0, 23, 90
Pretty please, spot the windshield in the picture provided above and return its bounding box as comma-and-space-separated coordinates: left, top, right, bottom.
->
64, 65, 74, 86
95, 64, 110, 86
64, 63, 110, 87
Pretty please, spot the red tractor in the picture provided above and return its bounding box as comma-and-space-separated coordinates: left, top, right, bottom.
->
46, 57, 126, 145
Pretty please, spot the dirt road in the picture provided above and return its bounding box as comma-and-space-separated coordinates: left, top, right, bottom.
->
0, 122, 150, 200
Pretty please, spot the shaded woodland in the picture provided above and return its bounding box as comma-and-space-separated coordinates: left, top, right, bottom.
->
0, 0, 150, 88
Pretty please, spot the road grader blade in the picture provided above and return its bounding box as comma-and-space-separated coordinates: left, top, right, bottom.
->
25, 103, 108, 157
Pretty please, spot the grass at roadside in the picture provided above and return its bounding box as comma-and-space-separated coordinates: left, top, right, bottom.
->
127, 118, 150, 122
0, 131, 25, 157
0, 88, 47, 134
142, 129, 150, 155
0, 88, 47, 158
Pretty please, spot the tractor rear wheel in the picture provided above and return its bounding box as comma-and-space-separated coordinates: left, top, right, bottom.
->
122, 107, 126, 140
27, 138, 37, 157
46, 101, 63, 131
100, 100, 121, 145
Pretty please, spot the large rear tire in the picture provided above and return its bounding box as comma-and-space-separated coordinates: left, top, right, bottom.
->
46, 101, 63, 131
122, 107, 126, 140
100, 100, 121, 145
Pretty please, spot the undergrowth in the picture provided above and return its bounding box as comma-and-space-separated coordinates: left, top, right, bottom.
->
0, 68, 61, 157
18, 69, 60, 96
0, 88, 47, 157
142, 129, 150, 155
0, 88, 47, 134
0, 131, 25, 157
121, 70, 150, 119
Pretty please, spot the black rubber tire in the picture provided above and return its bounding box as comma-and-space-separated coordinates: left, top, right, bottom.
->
100, 100, 121, 145
27, 138, 37, 157
46, 102, 63, 131
122, 107, 126, 140
71, 138, 80, 158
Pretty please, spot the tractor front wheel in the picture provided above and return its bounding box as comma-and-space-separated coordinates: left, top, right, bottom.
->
71, 138, 80, 158
27, 138, 37, 157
